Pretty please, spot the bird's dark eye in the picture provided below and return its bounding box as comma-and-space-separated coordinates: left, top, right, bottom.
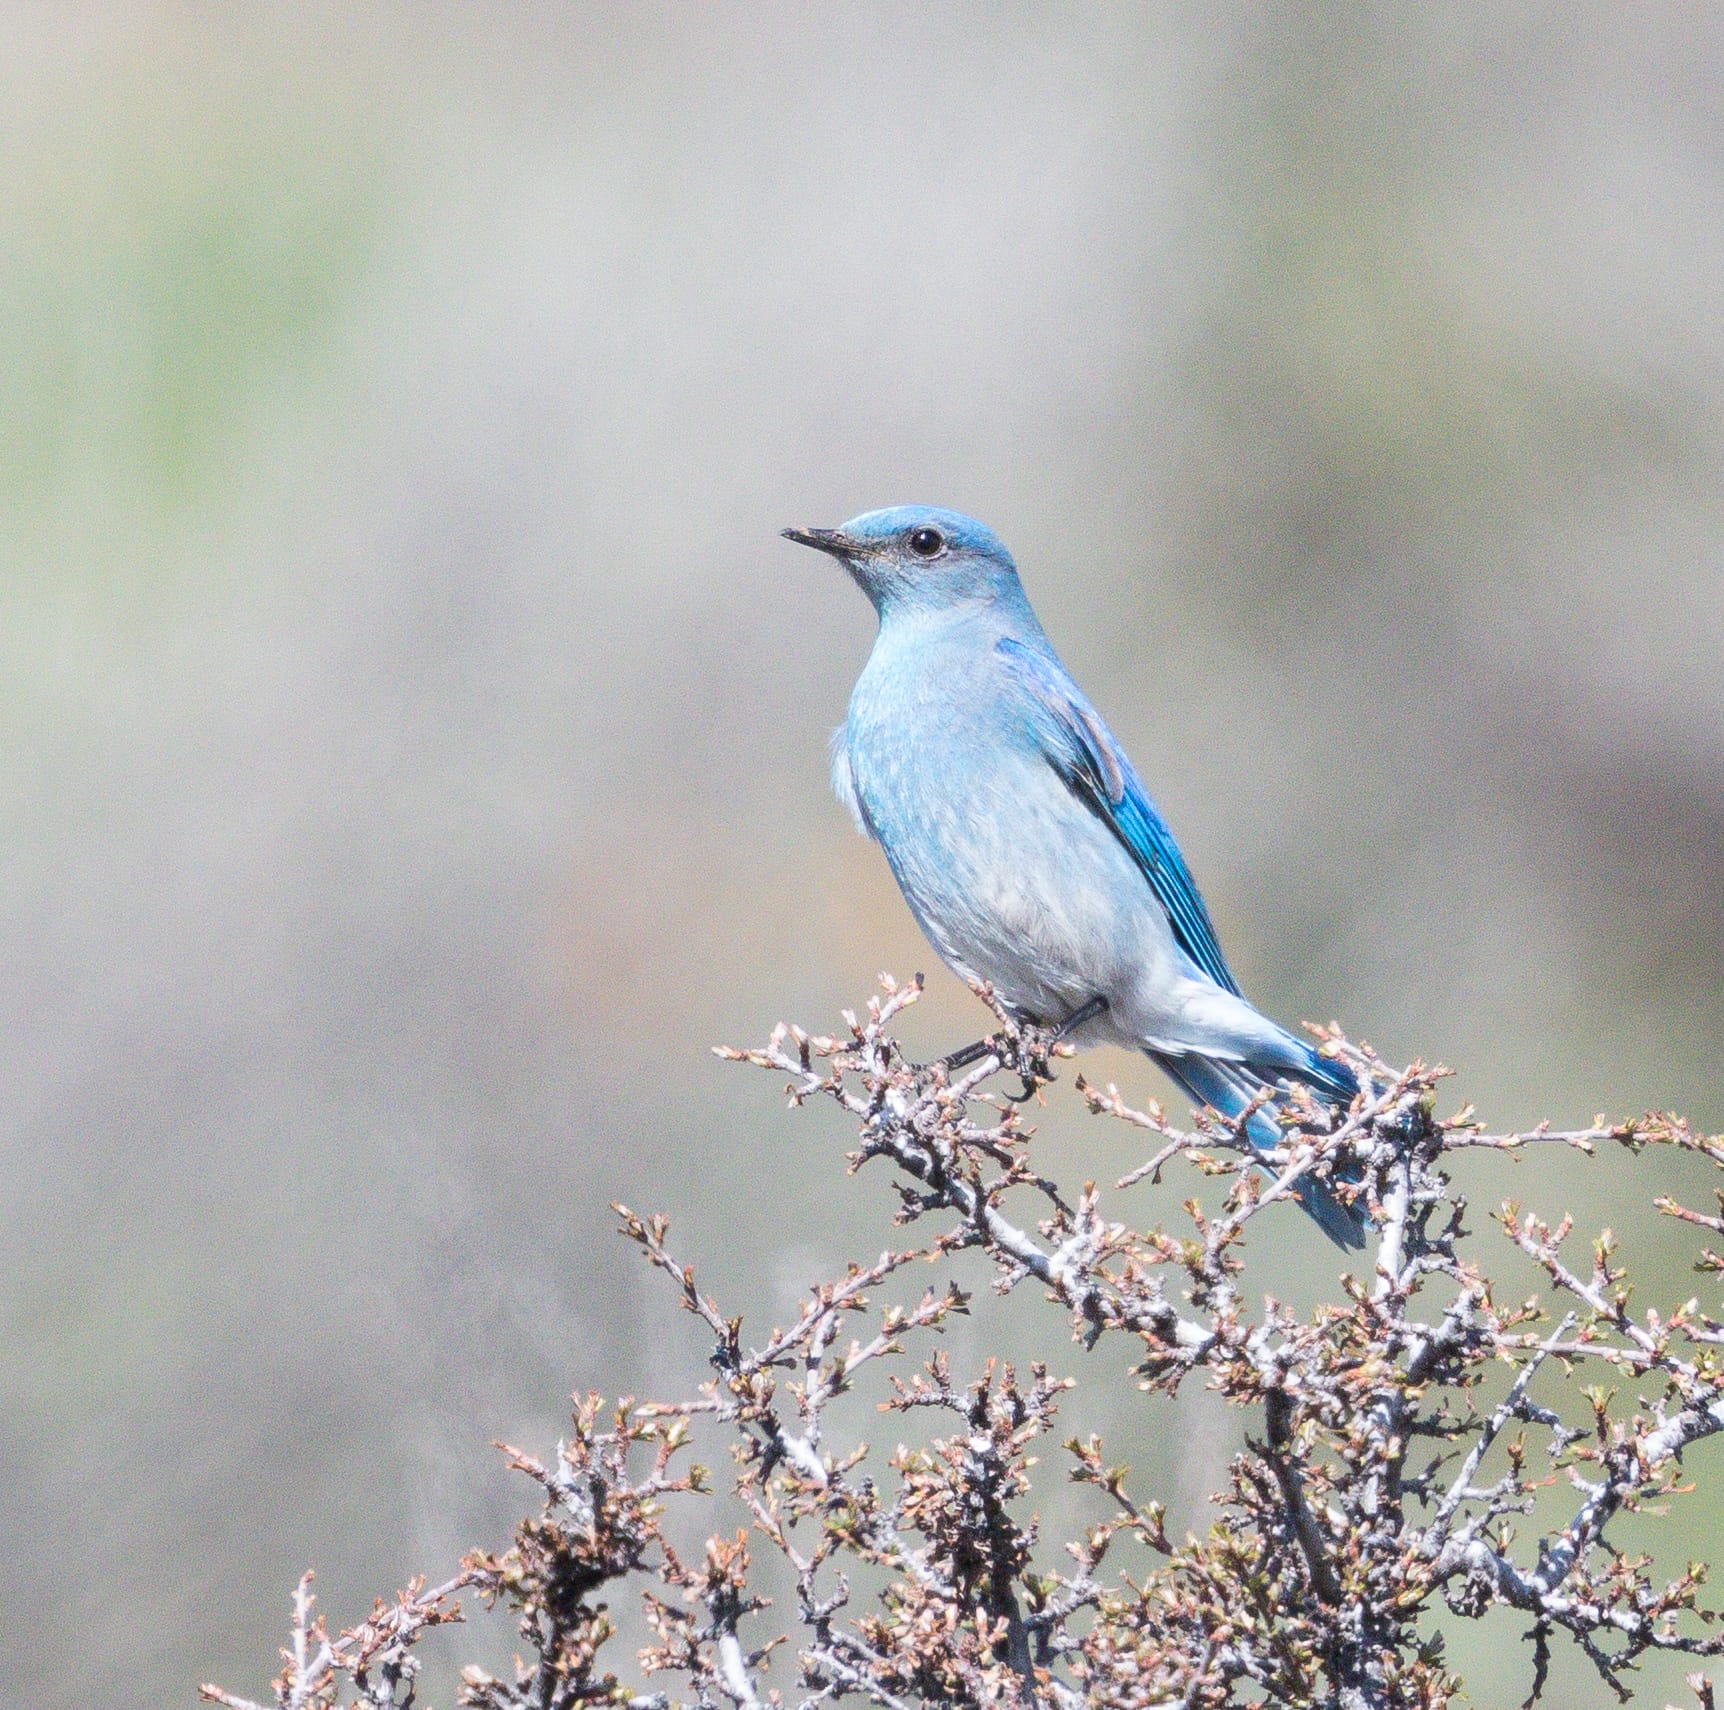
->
907, 526, 945, 558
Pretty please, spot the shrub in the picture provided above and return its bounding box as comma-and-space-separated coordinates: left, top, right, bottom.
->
204, 978, 1724, 1709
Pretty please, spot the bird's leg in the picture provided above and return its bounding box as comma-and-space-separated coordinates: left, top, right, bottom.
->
1049, 993, 1108, 1045
938, 1035, 1000, 1074
930, 995, 1108, 1100
930, 1013, 1041, 1078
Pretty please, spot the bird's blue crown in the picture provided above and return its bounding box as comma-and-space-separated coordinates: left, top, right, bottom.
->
837, 506, 1015, 567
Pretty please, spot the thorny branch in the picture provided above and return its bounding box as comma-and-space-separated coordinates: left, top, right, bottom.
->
207, 975, 1724, 1708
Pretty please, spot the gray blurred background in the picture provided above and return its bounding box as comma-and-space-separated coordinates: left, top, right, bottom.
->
5, 5, 1724, 1706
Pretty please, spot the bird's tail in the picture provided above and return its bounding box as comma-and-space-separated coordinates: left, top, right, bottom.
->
1146, 1046, 1367, 1251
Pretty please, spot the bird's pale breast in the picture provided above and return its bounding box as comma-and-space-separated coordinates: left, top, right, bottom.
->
843, 638, 1180, 1033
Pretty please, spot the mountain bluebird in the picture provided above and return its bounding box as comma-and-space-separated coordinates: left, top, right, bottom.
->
784, 505, 1364, 1249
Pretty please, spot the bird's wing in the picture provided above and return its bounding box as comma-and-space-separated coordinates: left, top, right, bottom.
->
828, 724, 873, 837
996, 636, 1242, 995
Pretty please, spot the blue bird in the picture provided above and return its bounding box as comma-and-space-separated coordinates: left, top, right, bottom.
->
784, 505, 1365, 1249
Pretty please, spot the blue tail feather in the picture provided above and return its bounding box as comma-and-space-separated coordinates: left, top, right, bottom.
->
1147, 1048, 1367, 1251
1290, 1042, 1359, 1107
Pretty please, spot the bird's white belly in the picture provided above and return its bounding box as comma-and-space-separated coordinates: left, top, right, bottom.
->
865, 748, 1182, 1039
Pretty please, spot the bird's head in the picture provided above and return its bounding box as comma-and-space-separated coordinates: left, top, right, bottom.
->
783, 505, 1025, 620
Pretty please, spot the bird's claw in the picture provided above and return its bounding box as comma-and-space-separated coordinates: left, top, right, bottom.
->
921, 996, 1106, 1098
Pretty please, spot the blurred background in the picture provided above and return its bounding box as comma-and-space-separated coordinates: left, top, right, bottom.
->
5, 5, 1724, 1705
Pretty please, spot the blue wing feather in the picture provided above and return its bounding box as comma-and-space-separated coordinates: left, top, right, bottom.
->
996, 636, 1242, 996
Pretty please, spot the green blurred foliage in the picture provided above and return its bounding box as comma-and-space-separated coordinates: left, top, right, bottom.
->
0, 66, 381, 577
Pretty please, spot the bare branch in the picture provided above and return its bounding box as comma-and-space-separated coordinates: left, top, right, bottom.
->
206, 979, 1724, 1710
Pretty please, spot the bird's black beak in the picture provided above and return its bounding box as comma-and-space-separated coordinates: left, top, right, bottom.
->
781, 526, 854, 560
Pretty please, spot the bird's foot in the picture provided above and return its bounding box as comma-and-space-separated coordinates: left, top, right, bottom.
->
918, 1033, 1020, 1092
923, 996, 1107, 1103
